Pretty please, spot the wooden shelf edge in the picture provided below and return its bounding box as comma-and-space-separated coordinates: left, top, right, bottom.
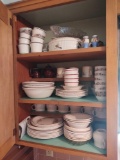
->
17, 47, 106, 63
30, 77, 95, 82
16, 139, 107, 160
18, 96, 105, 108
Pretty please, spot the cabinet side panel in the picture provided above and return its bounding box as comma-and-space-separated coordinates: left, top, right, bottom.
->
106, 0, 118, 159
0, 10, 15, 159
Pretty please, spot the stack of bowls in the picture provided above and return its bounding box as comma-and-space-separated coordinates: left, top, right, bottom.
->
22, 81, 55, 98
30, 27, 46, 52
18, 27, 32, 54
63, 113, 93, 143
64, 67, 79, 86
94, 66, 106, 102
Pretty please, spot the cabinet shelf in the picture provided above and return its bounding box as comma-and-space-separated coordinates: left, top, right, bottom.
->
18, 96, 105, 108
17, 47, 106, 63
20, 135, 106, 156
30, 77, 95, 82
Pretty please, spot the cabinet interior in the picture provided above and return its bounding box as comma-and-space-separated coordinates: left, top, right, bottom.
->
14, 0, 107, 158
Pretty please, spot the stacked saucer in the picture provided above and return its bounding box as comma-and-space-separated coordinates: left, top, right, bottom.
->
64, 67, 79, 86
27, 116, 63, 139
63, 113, 93, 143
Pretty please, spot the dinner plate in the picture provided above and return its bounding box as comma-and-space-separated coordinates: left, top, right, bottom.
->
64, 113, 92, 121
61, 85, 84, 90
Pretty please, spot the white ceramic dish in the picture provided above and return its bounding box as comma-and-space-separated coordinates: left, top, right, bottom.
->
20, 32, 31, 39
32, 27, 46, 38
64, 74, 79, 79
20, 27, 32, 34
18, 44, 30, 54
64, 70, 79, 75
64, 113, 92, 121
64, 123, 92, 132
31, 36, 44, 43
64, 78, 79, 83
19, 37, 30, 44
23, 86, 55, 98
22, 81, 54, 85
49, 37, 81, 51
64, 82, 79, 87
62, 85, 83, 90
30, 42, 43, 52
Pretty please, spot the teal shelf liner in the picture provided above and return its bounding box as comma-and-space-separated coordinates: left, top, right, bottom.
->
20, 96, 106, 103
21, 135, 106, 155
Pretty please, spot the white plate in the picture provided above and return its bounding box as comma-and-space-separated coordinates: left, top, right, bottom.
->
62, 85, 83, 90
64, 123, 92, 132
64, 113, 92, 121
56, 92, 87, 99
22, 81, 54, 85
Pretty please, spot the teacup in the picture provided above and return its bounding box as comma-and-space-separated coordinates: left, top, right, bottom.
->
58, 105, 69, 113
82, 66, 93, 77
94, 108, 106, 119
69, 106, 81, 113
95, 66, 106, 72
93, 129, 106, 149
46, 104, 57, 112
31, 104, 45, 112
57, 68, 65, 78
83, 106, 94, 115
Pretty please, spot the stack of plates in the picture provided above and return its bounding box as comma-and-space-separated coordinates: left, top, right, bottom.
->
22, 81, 55, 98
63, 113, 93, 143
27, 116, 63, 139
56, 85, 88, 99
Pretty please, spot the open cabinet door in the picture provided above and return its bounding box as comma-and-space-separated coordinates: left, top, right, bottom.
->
0, 1, 15, 159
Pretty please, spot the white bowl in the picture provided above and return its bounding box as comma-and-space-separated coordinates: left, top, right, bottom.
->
20, 27, 32, 35
32, 27, 46, 38
18, 44, 30, 54
64, 70, 79, 75
64, 78, 79, 83
30, 42, 43, 52
64, 82, 79, 86
66, 121, 90, 128
31, 37, 44, 43
95, 96, 106, 102
64, 74, 79, 79
20, 32, 31, 39
23, 87, 55, 98
19, 38, 30, 44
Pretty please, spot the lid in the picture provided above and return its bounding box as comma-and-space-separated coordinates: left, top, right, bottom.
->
83, 36, 89, 39
92, 35, 98, 38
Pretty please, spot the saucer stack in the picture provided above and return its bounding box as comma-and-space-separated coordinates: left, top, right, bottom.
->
63, 113, 93, 143
18, 27, 32, 54
64, 67, 79, 86
27, 116, 63, 139
30, 27, 46, 52
56, 67, 88, 98
94, 66, 106, 102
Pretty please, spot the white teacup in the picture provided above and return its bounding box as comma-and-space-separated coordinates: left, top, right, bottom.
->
58, 105, 69, 113
83, 106, 94, 115
18, 44, 30, 54
82, 66, 93, 77
46, 104, 57, 112
94, 108, 106, 119
93, 129, 106, 149
69, 106, 81, 113
30, 42, 43, 52
31, 104, 45, 112
57, 68, 65, 78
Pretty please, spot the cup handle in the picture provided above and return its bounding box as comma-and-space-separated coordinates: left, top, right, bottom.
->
31, 105, 35, 110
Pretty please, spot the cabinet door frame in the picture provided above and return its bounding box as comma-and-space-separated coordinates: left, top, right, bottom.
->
7, 0, 119, 160
0, 1, 15, 159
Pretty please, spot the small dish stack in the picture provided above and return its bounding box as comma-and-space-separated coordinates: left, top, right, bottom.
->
94, 66, 106, 102
56, 68, 87, 98
63, 113, 93, 143
30, 27, 46, 52
18, 27, 32, 54
27, 116, 63, 139
22, 81, 55, 98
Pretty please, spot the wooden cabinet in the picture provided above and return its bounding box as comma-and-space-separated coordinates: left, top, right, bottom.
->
0, 0, 119, 160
